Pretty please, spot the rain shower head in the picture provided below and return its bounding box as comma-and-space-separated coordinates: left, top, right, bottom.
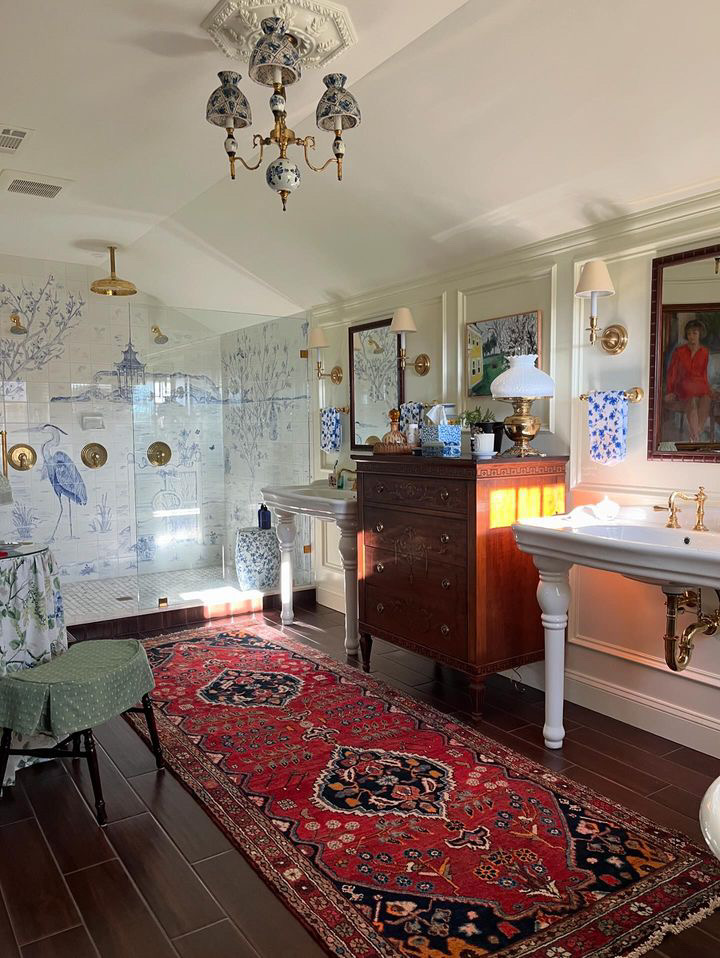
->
9, 313, 27, 334
151, 325, 168, 345
90, 246, 137, 296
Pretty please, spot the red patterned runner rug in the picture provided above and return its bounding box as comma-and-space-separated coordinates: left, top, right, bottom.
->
127, 623, 720, 957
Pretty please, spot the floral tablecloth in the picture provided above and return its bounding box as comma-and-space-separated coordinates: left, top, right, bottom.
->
0, 546, 67, 786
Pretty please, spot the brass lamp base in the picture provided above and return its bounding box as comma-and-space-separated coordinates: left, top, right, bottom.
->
498, 397, 545, 458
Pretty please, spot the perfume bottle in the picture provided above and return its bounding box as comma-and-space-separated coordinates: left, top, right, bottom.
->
381, 409, 408, 447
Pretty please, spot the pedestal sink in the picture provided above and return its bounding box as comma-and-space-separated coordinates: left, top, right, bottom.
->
261, 482, 358, 653
512, 502, 720, 861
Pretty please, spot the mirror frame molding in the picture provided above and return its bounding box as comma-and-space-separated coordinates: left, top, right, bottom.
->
348, 318, 405, 452
648, 240, 720, 462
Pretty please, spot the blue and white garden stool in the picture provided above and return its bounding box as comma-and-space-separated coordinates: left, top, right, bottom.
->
235, 528, 280, 592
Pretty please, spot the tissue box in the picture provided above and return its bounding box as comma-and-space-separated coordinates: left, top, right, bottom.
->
421, 423, 461, 457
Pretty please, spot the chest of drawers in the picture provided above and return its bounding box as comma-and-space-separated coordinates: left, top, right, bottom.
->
355, 454, 568, 717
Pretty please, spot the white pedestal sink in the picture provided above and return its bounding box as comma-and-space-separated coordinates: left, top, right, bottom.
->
261, 482, 359, 653
512, 503, 720, 861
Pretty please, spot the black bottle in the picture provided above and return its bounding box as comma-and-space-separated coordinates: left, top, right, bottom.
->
258, 503, 271, 529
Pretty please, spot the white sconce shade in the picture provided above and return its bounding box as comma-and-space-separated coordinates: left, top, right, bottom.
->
575, 259, 615, 298
490, 354, 555, 399
308, 327, 329, 349
390, 307, 417, 334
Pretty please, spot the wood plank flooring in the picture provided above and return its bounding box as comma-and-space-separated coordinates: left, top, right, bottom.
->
0, 604, 717, 957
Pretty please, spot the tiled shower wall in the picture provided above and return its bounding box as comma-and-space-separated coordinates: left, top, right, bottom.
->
221, 314, 313, 585
0, 252, 313, 592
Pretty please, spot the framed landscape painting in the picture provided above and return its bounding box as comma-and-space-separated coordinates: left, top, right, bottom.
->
466, 310, 541, 397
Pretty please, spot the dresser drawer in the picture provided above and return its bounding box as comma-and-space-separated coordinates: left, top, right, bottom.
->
364, 585, 467, 659
364, 546, 466, 611
363, 507, 467, 568
362, 475, 468, 515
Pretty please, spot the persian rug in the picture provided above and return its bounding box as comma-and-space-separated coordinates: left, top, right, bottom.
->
128, 623, 720, 958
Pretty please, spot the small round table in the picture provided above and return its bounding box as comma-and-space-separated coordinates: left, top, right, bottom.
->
0, 544, 67, 786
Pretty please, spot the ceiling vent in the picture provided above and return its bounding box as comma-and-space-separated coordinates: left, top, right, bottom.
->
0, 126, 32, 154
0, 169, 72, 199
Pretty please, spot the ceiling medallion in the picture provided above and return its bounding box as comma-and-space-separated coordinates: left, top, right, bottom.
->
205, 15, 361, 210
202, 1, 357, 69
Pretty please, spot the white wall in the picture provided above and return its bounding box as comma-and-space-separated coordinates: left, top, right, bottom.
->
309, 189, 720, 757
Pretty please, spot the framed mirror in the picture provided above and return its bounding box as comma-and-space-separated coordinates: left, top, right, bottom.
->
649, 241, 720, 461
348, 319, 404, 450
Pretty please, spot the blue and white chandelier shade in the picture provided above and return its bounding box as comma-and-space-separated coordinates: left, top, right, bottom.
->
206, 71, 252, 129
316, 74, 361, 131
205, 16, 361, 210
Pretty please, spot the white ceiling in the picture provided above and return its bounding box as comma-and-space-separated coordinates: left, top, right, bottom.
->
3, 0, 720, 319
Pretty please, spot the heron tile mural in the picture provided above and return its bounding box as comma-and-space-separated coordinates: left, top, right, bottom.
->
0, 253, 311, 593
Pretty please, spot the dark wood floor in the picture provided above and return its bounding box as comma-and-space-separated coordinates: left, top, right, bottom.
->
1, 604, 719, 957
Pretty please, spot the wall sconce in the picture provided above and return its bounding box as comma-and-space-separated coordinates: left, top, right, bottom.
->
308, 327, 343, 384
390, 307, 431, 376
574, 259, 627, 355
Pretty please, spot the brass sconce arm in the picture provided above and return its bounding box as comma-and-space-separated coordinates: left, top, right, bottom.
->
398, 346, 431, 377
316, 361, 343, 385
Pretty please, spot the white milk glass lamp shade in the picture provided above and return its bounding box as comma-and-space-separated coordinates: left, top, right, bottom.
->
490, 354, 555, 399
575, 259, 615, 299
308, 327, 329, 349
390, 307, 416, 333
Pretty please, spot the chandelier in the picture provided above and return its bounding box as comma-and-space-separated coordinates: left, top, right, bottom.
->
206, 16, 361, 211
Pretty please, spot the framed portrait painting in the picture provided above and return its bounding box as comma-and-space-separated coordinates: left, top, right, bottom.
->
466, 310, 541, 397
648, 241, 720, 460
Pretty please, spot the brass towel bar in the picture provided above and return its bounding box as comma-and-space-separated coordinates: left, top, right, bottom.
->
579, 387, 644, 404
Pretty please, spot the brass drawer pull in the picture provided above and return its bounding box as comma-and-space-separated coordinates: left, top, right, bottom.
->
441, 578, 451, 589
376, 602, 385, 614
375, 521, 385, 533
375, 562, 385, 574
376, 483, 385, 494
439, 533, 450, 544
440, 624, 450, 636
440, 489, 450, 502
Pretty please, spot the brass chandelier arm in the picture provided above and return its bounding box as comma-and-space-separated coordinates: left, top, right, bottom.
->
236, 135, 267, 172
300, 135, 338, 174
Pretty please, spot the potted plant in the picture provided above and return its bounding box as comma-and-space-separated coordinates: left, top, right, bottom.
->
461, 407, 505, 453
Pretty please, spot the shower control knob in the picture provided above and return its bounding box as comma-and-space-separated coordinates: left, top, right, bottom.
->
375, 522, 384, 533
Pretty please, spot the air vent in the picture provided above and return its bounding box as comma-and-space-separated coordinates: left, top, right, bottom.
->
0, 169, 72, 199
0, 126, 32, 154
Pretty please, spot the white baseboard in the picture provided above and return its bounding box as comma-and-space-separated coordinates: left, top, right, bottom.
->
316, 584, 344, 613
513, 661, 720, 760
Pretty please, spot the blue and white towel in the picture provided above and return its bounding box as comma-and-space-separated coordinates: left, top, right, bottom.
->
399, 401, 424, 433
587, 390, 628, 464
321, 407, 343, 453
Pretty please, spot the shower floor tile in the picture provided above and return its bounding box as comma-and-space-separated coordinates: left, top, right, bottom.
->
63, 566, 232, 626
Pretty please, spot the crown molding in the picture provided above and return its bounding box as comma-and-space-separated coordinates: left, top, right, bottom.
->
311, 187, 720, 319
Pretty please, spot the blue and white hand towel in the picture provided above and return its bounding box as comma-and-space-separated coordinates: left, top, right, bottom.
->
321, 407, 342, 453
587, 390, 628, 464
398, 401, 424, 433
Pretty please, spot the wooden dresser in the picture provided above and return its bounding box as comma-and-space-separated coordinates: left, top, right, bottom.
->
355, 454, 568, 716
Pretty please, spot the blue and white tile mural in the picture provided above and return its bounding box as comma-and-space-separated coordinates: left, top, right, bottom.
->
0, 256, 312, 590
221, 315, 312, 585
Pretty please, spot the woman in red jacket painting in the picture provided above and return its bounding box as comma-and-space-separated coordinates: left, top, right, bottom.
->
665, 319, 713, 442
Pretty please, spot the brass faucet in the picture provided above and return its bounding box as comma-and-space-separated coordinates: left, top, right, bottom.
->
666, 486, 708, 531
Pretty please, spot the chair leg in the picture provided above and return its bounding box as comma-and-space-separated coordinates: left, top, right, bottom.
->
0, 728, 12, 796
141, 694, 165, 770
82, 729, 107, 826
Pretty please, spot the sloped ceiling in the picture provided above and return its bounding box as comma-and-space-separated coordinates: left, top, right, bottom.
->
2, 0, 720, 319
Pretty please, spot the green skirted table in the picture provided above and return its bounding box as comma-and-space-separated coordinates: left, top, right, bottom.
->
0, 545, 67, 785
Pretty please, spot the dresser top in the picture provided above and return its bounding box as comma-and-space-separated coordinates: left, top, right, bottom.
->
354, 453, 568, 479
